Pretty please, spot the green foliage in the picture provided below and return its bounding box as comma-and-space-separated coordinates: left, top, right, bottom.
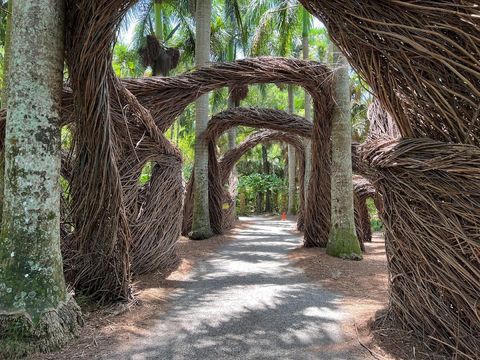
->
238, 173, 284, 194
367, 198, 383, 231
113, 43, 144, 78
237, 173, 285, 214
61, 126, 72, 150
139, 162, 152, 185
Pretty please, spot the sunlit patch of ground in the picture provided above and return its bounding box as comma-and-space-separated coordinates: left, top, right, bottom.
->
32, 233, 234, 360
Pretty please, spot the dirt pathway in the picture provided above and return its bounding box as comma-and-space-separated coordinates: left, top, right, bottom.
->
107, 217, 376, 360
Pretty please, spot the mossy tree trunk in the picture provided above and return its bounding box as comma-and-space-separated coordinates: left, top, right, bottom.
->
191, 0, 213, 239
326, 44, 362, 259
287, 85, 296, 215
0, 1, 82, 357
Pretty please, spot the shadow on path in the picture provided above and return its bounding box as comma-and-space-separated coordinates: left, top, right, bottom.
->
113, 217, 361, 360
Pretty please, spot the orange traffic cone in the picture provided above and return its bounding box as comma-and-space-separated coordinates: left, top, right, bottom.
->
281, 212, 287, 221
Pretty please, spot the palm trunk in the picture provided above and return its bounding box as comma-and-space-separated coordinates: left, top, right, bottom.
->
287, 85, 296, 215
326, 44, 362, 259
262, 144, 272, 212
227, 111, 237, 220
227, 35, 238, 220
154, 1, 164, 42
1, 0, 12, 107
0, 1, 81, 356
302, 8, 312, 209
191, 0, 213, 239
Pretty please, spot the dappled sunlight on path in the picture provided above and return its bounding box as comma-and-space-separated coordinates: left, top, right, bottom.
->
113, 217, 368, 360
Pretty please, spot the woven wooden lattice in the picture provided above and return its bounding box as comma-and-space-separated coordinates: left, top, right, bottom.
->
300, 1, 480, 356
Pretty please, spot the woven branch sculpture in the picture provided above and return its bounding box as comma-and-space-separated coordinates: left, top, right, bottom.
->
63, 0, 183, 301
221, 131, 307, 232
181, 108, 314, 236
125, 57, 339, 245
300, 1, 480, 356
181, 107, 373, 246
352, 175, 376, 249
220, 137, 376, 244
183, 130, 307, 235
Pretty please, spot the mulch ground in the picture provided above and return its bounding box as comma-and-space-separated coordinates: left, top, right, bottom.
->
288, 232, 445, 360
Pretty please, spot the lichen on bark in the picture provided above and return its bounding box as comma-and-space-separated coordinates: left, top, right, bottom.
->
326, 45, 362, 259
0, 0, 82, 356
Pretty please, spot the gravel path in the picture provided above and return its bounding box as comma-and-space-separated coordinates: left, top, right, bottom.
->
113, 217, 359, 360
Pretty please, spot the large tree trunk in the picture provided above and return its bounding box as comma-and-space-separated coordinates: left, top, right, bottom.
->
302, 7, 312, 208
287, 85, 296, 215
0, 1, 82, 356
191, 0, 213, 239
326, 44, 362, 259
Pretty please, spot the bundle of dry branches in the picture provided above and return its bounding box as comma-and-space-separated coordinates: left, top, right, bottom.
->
366, 100, 400, 141
218, 130, 307, 232
182, 108, 315, 236
353, 175, 376, 249
63, 0, 183, 300
301, 2, 480, 356
301, 1, 480, 144
361, 138, 480, 358
63, 0, 135, 302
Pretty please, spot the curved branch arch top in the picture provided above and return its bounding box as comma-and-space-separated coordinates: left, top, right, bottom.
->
123, 57, 334, 131
205, 107, 313, 142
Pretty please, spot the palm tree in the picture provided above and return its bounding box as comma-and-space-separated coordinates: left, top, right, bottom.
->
302, 7, 312, 205
134, 1, 182, 76
190, 0, 214, 239
245, 0, 301, 215
287, 85, 296, 215
0, 0, 11, 107
0, 1, 81, 355
326, 43, 362, 259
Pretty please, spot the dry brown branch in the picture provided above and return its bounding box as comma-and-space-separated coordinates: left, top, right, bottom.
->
301, 1, 480, 144
181, 108, 317, 236
301, 2, 480, 356
361, 137, 480, 358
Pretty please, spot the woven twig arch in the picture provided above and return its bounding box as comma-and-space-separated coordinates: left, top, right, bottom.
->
181, 107, 317, 236
300, 2, 480, 355
123, 58, 335, 246
183, 130, 307, 235
222, 130, 306, 232
63, 0, 184, 301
